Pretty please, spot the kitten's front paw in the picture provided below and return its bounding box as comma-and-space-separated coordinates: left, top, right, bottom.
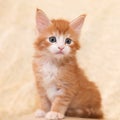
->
35, 109, 46, 117
45, 111, 64, 120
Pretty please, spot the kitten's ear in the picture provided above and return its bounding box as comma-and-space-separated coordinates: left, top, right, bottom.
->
70, 14, 86, 34
36, 9, 51, 33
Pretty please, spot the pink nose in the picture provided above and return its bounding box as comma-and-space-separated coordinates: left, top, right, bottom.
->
58, 47, 64, 50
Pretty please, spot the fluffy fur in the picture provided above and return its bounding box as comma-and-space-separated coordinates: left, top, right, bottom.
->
32, 9, 103, 119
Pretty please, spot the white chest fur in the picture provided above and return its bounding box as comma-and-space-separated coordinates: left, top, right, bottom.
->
42, 61, 58, 85
41, 61, 58, 101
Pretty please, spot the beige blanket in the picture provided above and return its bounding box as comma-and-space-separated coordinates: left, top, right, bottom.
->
0, 0, 120, 119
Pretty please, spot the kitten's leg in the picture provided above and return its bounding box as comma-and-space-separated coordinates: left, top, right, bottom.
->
35, 95, 50, 117
34, 73, 51, 117
45, 89, 75, 119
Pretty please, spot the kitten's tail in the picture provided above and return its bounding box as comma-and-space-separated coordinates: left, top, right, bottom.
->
66, 108, 103, 119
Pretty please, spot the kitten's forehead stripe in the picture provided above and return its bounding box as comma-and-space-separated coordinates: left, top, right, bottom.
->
52, 32, 70, 40
51, 19, 70, 34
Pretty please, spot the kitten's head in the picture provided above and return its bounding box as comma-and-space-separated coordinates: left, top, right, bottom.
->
34, 9, 86, 59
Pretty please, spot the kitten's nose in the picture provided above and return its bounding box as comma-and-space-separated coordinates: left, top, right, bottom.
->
58, 47, 64, 51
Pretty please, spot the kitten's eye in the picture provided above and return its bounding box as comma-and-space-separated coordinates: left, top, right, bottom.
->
49, 36, 57, 43
65, 38, 72, 44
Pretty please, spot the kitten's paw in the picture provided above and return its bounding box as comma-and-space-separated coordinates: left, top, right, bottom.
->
35, 109, 46, 117
45, 111, 64, 120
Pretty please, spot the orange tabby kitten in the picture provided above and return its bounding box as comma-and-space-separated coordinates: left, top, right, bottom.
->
33, 9, 103, 119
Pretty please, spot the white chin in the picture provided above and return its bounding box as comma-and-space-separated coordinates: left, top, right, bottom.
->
54, 53, 65, 59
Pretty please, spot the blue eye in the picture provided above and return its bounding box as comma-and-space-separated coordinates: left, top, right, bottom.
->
65, 38, 72, 44
49, 36, 56, 43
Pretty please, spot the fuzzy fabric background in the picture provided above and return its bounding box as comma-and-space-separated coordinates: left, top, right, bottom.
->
0, 0, 120, 119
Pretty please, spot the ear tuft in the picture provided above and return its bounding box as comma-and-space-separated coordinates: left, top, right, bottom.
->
36, 8, 51, 33
70, 14, 86, 34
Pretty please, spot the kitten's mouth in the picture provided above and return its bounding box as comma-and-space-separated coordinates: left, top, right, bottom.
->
56, 51, 64, 55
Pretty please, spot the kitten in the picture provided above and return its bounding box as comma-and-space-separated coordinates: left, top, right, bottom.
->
32, 9, 103, 120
